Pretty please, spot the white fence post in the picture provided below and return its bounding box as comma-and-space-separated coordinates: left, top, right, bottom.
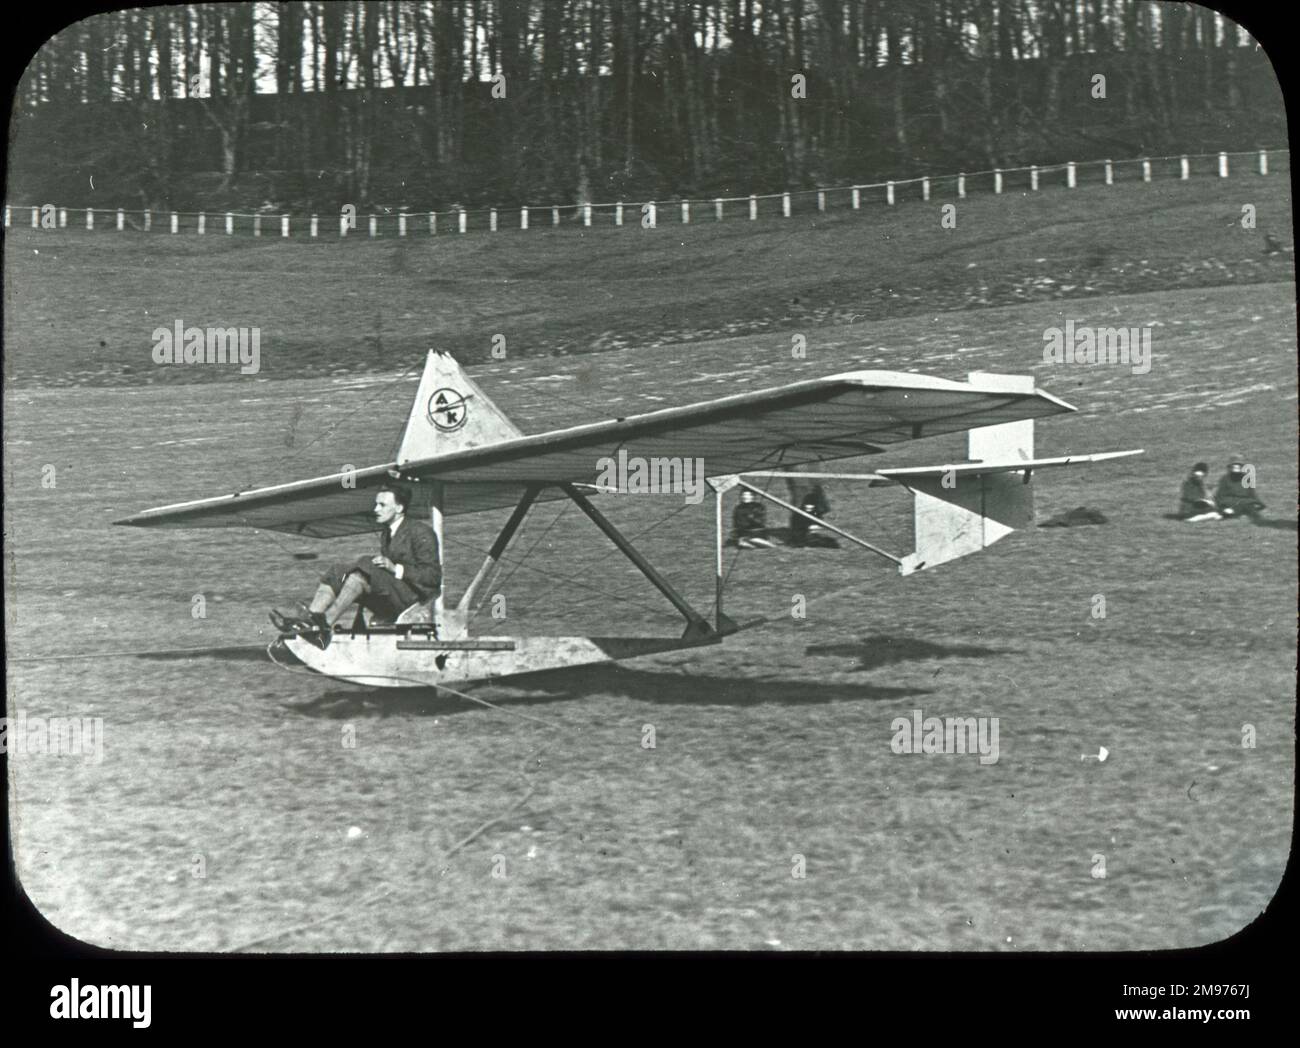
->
60, 208, 68, 227
208, 150, 1261, 242
117, 209, 125, 230
490, 208, 499, 231
87, 209, 96, 230
171, 212, 179, 234
196, 213, 204, 235
646, 201, 657, 227
143, 209, 151, 231
31, 207, 39, 228
3, 206, 10, 227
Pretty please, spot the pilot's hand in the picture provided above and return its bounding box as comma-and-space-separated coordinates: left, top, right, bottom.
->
372, 555, 396, 572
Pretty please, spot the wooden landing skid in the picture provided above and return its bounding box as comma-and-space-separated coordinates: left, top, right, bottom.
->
275, 479, 737, 688
281, 630, 725, 689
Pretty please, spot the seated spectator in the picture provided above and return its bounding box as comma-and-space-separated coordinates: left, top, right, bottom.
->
1214, 456, 1266, 521
732, 490, 775, 548
789, 497, 841, 548
1177, 462, 1221, 522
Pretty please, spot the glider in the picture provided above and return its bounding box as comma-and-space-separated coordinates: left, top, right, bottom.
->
117, 351, 1142, 688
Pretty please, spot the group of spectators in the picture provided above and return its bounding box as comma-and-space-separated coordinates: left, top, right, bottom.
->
731, 483, 840, 549
1177, 457, 1267, 522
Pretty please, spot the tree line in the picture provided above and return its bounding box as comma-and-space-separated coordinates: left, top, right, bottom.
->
12, 2, 1283, 211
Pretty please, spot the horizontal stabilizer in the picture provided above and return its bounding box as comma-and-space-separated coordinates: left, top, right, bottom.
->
878, 449, 1144, 481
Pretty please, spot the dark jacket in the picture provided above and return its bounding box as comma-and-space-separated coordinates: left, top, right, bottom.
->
1214, 473, 1265, 515
804, 484, 830, 518
733, 501, 768, 537
381, 518, 442, 600
1178, 474, 1215, 517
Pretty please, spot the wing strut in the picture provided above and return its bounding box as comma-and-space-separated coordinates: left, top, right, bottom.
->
561, 484, 734, 640
456, 485, 542, 615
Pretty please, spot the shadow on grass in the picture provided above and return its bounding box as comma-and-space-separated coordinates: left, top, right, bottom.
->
285, 661, 932, 719
1159, 513, 1296, 530
804, 634, 1021, 672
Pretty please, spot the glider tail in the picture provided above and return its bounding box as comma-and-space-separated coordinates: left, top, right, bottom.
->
887, 373, 1145, 575
395, 351, 524, 464
897, 377, 1036, 575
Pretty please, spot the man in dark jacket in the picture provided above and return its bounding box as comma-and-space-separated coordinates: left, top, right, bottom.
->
1214, 455, 1266, 521
789, 482, 840, 547
271, 483, 441, 645
1177, 462, 1221, 522
732, 489, 775, 548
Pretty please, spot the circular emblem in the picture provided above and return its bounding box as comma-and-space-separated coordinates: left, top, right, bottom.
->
427, 388, 469, 432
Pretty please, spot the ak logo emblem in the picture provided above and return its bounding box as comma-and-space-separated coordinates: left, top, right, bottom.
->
428, 388, 469, 431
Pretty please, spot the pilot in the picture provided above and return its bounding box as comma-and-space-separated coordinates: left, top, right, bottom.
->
1214, 455, 1266, 521
732, 489, 775, 549
271, 482, 441, 647
1177, 462, 1220, 522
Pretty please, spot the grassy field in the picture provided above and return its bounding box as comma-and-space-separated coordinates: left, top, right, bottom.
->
3, 173, 1294, 387
3, 175, 1296, 951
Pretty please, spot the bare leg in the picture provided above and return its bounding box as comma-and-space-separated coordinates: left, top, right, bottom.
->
324, 572, 370, 625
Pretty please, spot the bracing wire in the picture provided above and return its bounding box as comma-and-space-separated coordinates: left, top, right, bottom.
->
233, 357, 425, 494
